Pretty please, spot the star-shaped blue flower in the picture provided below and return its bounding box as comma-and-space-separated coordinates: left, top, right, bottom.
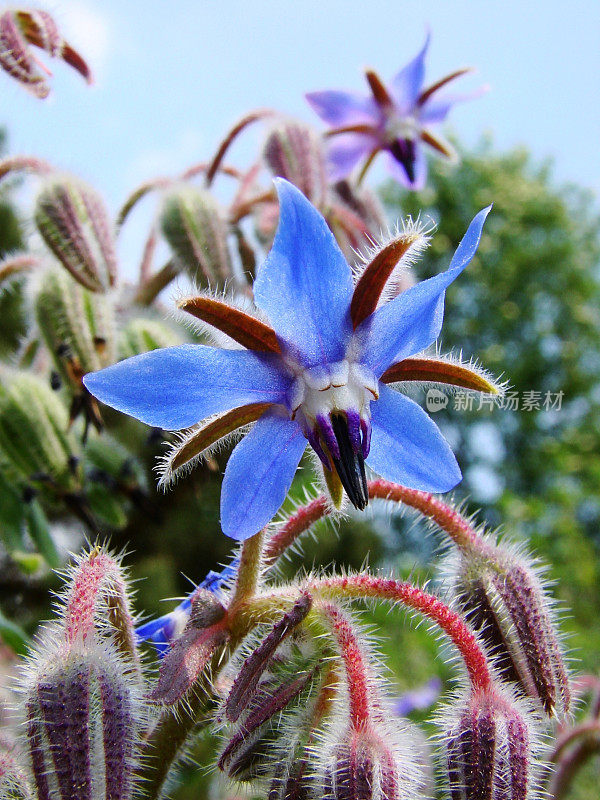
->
306, 34, 487, 189
84, 179, 493, 541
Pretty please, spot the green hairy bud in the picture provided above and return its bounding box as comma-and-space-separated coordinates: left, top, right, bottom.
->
0, 373, 80, 492
36, 269, 116, 389
35, 175, 118, 293
160, 184, 232, 286
118, 316, 181, 360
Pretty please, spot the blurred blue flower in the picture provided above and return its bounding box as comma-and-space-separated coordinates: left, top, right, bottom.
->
306, 34, 487, 189
136, 559, 238, 655
84, 180, 492, 541
393, 677, 442, 716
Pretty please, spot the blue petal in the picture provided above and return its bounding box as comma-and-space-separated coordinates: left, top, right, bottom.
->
220, 411, 306, 541
83, 345, 291, 430
326, 133, 378, 181
305, 90, 379, 127
253, 179, 354, 368
390, 33, 430, 112
357, 206, 492, 376
367, 385, 461, 491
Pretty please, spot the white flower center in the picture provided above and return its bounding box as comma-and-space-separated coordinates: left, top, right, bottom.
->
382, 112, 420, 142
287, 360, 378, 431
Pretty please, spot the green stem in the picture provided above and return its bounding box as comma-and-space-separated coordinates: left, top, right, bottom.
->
230, 528, 265, 608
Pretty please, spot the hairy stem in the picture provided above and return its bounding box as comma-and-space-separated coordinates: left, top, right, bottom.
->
230, 528, 265, 608
311, 574, 492, 690
266, 480, 490, 565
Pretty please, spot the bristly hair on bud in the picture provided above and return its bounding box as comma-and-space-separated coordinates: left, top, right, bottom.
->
442, 534, 571, 718
440, 683, 540, 800
263, 120, 328, 209
16, 546, 144, 800
0, 744, 33, 799
159, 183, 232, 287
34, 175, 118, 293
20, 629, 142, 800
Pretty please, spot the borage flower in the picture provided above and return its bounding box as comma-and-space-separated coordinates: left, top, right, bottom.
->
84, 179, 497, 541
306, 35, 487, 189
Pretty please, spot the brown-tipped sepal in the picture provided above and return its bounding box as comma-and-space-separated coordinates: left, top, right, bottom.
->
381, 355, 502, 396
350, 224, 431, 328
177, 294, 281, 352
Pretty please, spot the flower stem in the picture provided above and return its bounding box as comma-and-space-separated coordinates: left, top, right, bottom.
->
320, 602, 371, 728
230, 528, 265, 608
133, 259, 179, 306
312, 574, 492, 691
265, 481, 490, 566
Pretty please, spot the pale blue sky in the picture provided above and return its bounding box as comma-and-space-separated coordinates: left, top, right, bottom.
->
2, 1, 599, 230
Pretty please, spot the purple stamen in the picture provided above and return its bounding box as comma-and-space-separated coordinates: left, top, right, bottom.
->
307, 428, 330, 467
316, 414, 340, 461
346, 409, 362, 455
360, 419, 371, 459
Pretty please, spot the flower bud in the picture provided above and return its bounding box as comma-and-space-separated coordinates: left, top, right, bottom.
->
263, 121, 328, 208
24, 639, 139, 800
36, 269, 116, 389
0, 373, 81, 492
444, 686, 533, 800
20, 547, 142, 800
449, 542, 570, 717
323, 720, 423, 800
0, 9, 91, 98
160, 184, 232, 287
118, 317, 181, 360
35, 176, 117, 292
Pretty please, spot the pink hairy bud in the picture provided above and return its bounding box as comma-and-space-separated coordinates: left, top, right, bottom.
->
0, 9, 92, 98
64, 547, 138, 667
445, 686, 533, 800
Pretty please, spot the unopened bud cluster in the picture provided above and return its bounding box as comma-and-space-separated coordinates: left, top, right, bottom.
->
14, 549, 143, 800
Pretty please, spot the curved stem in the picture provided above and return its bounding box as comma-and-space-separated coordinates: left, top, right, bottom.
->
205, 109, 275, 187
547, 737, 600, 800
265, 481, 490, 566
133, 259, 179, 306
319, 602, 371, 728
311, 574, 492, 691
